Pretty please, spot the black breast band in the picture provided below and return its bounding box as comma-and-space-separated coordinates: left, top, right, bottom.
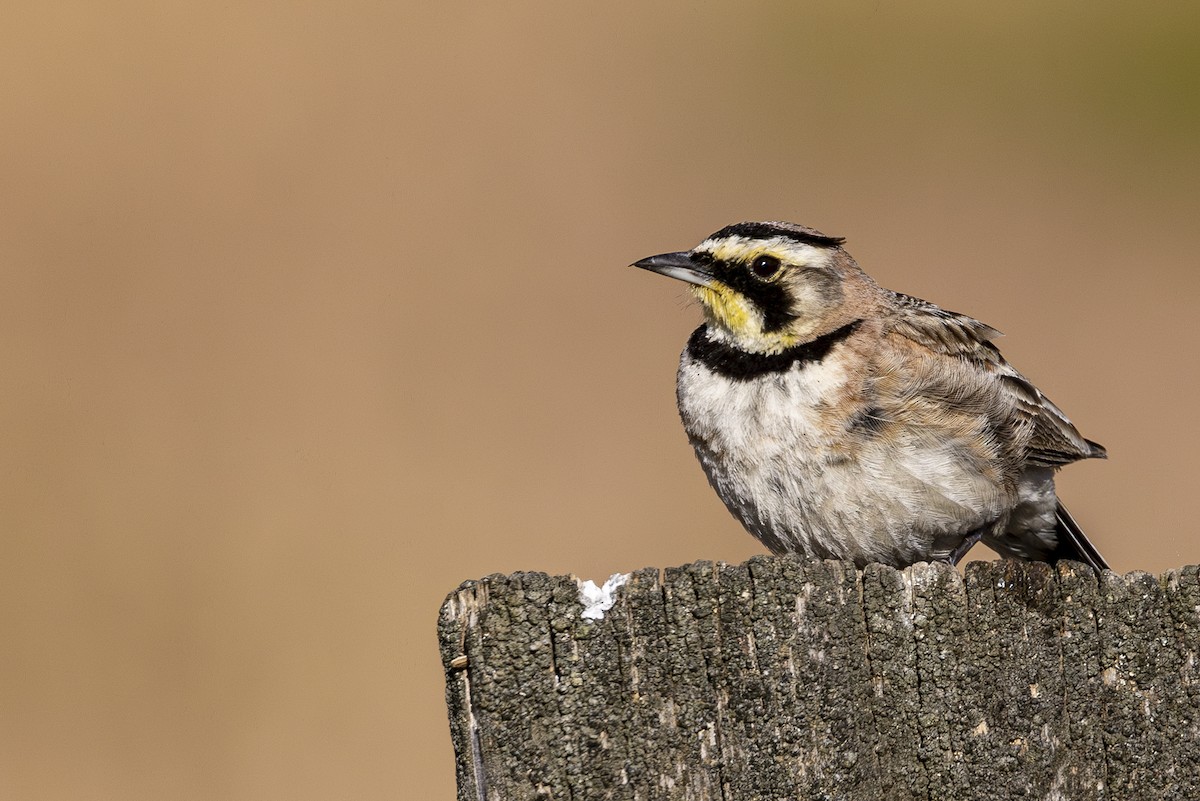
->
686, 320, 862, 381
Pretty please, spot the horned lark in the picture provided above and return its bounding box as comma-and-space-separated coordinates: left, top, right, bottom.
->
633, 221, 1108, 570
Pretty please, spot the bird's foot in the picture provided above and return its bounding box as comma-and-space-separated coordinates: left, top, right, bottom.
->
947, 528, 986, 566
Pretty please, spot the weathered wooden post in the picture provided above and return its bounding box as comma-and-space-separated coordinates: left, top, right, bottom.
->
438, 556, 1200, 800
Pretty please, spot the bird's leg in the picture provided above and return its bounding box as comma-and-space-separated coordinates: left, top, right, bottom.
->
947, 528, 986, 566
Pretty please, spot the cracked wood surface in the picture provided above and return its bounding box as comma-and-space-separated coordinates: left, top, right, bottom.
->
438, 557, 1200, 800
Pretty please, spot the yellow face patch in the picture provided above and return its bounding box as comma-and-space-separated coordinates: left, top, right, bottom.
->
684, 234, 835, 354
690, 283, 800, 354
691, 239, 790, 336
692, 284, 753, 331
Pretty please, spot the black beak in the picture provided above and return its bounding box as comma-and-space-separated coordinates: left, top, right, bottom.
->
631, 251, 714, 288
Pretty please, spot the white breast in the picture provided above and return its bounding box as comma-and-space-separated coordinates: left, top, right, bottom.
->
676, 347, 1006, 565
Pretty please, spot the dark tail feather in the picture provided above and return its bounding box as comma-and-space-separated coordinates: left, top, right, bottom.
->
1053, 502, 1109, 571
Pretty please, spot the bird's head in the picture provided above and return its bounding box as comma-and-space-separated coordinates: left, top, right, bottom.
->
634, 221, 881, 354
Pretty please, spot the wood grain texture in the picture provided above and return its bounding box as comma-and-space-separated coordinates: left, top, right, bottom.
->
438, 558, 1200, 800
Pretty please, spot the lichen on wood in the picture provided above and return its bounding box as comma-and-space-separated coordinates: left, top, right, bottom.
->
438, 557, 1200, 800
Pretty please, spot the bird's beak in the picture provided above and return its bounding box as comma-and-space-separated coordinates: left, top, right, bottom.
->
631, 251, 714, 288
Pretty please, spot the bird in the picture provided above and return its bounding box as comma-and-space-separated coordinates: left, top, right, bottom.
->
632, 220, 1108, 571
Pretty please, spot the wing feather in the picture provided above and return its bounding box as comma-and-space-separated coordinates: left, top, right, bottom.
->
885, 291, 1103, 467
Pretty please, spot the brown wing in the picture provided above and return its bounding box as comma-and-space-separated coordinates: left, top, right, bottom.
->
886, 291, 1104, 468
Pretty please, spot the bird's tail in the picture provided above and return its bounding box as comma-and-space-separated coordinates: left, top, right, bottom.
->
1052, 501, 1109, 571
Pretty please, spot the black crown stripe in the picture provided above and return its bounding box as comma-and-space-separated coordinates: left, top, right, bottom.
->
707, 222, 845, 248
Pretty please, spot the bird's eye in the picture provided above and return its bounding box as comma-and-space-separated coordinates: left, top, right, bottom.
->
749, 254, 781, 279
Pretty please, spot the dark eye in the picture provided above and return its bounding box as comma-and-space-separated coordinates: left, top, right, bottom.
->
749, 254, 781, 279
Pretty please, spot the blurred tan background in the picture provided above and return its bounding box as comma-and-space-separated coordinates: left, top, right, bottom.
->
2, 2, 1197, 798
